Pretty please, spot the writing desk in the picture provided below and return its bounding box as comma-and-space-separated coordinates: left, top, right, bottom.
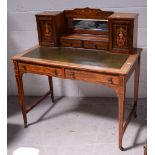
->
12, 46, 141, 150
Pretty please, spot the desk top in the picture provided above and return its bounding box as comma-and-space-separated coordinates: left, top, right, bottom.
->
23, 47, 128, 69
12, 46, 140, 75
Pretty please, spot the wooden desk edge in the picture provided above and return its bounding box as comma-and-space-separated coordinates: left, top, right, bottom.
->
120, 49, 142, 75
11, 45, 39, 60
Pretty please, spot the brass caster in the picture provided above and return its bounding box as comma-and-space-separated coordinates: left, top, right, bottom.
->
24, 123, 28, 128
134, 112, 137, 118
119, 146, 125, 151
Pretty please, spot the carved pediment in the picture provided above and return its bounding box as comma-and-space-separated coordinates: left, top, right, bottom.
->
74, 7, 106, 16
64, 7, 113, 19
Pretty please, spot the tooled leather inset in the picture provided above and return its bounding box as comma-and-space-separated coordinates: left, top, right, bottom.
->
113, 25, 128, 49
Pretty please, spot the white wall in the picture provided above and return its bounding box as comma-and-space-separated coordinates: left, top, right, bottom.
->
7, 0, 147, 98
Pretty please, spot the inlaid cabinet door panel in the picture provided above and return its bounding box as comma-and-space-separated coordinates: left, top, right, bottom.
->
112, 23, 130, 49
36, 15, 56, 46
37, 19, 55, 46
39, 20, 54, 43
109, 19, 134, 54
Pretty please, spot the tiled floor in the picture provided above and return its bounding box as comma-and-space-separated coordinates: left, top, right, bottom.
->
7, 96, 147, 155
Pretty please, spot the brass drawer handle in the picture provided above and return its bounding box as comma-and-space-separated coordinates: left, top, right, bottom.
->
54, 69, 57, 76
95, 43, 97, 49
22, 65, 26, 70
107, 78, 113, 84
70, 72, 75, 79
52, 69, 57, 76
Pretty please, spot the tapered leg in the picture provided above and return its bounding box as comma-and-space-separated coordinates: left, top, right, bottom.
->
134, 56, 140, 118
48, 76, 54, 102
15, 72, 27, 128
118, 77, 126, 151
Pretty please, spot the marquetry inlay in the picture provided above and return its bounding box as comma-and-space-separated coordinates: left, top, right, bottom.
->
45, 23, 51, 37
113, 24, 128, 49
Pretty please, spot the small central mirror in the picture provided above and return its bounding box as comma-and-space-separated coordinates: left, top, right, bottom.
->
72, 18, 108, 31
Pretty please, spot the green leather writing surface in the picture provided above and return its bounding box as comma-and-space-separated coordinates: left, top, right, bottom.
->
23, 47, 129, 69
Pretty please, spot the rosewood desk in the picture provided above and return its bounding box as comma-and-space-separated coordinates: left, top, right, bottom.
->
12, 46, 141, 151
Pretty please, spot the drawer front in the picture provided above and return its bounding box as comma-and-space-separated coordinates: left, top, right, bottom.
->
84, 41, 96, 49
72, 40, 82, 48
61, 37, 108, 50
60, 39, 71, 47
84, 41, 108, 50
18, 63, 63, 77
65, 69, 119, 85
61, 39, 82, 48
96, 42, 109, 50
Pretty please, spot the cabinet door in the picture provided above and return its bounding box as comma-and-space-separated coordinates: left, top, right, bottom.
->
112, 23, 130, 49
109, 20, 133, 53
36, 17, 55, 46
40, 20, 54, 42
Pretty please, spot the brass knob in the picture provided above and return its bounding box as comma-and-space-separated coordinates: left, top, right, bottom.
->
95, 44, 97, 49
70, 72, 75, 79
52, 69, 57, 76
23, 66, 26, 70
107, 78, 113, 83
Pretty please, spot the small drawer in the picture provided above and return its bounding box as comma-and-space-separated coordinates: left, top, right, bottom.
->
83, 41, 96, 49
18, 63, 63, 77
96, 42, 109, 50
65, 69, 119, 85
60, 39, 71, 47
72, 40, 82, 48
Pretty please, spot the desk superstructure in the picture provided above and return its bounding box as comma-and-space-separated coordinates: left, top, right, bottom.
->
12, 8, 142, 151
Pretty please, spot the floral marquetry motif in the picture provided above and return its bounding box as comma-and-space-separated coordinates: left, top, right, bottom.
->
40, 21, 53, 42
45, 23, 51, 37
116, 27, 127, 48
113, 25, 128, 49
